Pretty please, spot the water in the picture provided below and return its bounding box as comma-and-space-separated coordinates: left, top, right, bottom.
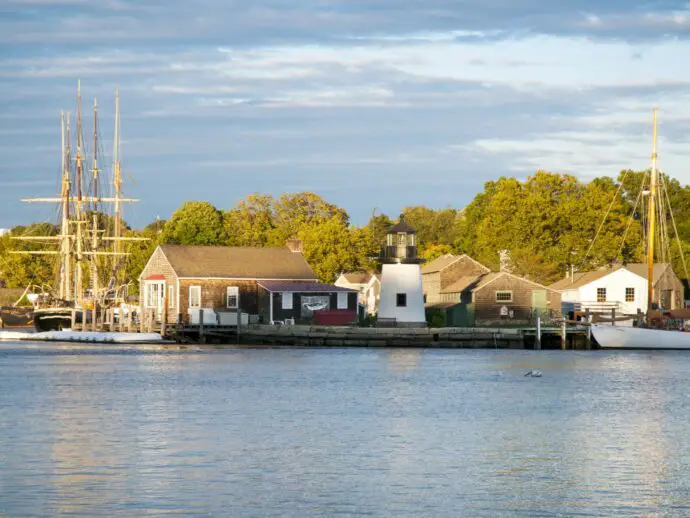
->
1, 342, 690, 517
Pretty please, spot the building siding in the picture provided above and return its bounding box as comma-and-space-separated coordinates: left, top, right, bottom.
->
471, 275, 561, 324
423, 256, 489, 304
138, 247, 179, 322
261, 289, 357, 324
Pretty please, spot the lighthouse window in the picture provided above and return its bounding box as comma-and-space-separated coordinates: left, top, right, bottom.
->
398, 233, 406, 245
396, 293, 407, 307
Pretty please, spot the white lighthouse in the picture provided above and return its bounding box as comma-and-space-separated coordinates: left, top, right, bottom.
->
377, 214, 426, 326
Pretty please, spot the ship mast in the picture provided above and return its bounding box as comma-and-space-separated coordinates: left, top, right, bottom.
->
59, 111, 72, 300
74, 80, 85, 301
90, 97, 100, 300
646, 108, 658, 325
113, 89, 122, 282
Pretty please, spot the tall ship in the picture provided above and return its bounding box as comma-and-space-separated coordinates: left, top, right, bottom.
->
592, 109, 690, 349
12, 82, 144, 331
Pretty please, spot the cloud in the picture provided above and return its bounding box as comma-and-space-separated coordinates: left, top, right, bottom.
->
2, 0, 690, 227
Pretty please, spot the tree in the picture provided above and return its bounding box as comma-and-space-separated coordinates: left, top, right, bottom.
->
0, 223, 59, 289
160, 201, 227, 246
269, 192, 349, 246
224, 194, 276, 247
298, 218, 377, 283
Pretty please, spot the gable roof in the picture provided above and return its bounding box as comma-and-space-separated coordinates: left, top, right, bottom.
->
157, 244, 317, 279
549, 263, 672, 291
473, 271, 556, 293
421, 254, 490, 274
339, 272, 373, 284
440, 275, 484, 294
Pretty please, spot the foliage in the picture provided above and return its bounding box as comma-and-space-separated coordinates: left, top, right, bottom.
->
297, 218, 377, 283
160, 201, 227, 246
0, 223, 59, 290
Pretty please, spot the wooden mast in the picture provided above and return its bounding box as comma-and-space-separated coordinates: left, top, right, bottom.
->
90, 97, 100, 301
59, 111, 72, 300
646, 108, 658, 324
74, 80, 85, 301
113, 89, 122, 282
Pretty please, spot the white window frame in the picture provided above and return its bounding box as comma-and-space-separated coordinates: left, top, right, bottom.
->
337, 292, 348, 309
145, 281, 164, 309
189, 286, 201, 308
282, 292, 293, 310
168, 285, 175, 309
495, 290, 513, 303
227, 286, 239, 309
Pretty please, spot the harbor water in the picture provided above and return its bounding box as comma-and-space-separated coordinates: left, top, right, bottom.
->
1, 342, 689, 516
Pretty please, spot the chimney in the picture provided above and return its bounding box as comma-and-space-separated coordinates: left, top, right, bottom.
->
499, 249, 513, 273
285, 238, 303, 253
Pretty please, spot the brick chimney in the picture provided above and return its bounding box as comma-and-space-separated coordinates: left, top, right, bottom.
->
285, 238, 303, 253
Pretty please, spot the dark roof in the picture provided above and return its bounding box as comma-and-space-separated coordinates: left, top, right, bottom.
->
258, 281, 356, 293
425, 301, 461, 309
159, 244, 316, 279
388, 214, 416, 234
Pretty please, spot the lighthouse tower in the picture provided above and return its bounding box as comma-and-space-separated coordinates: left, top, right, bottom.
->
377, 214, 426, 326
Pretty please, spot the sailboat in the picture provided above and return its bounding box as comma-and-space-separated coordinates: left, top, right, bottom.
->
11, 82, 144, 331
592, 109, 690, 349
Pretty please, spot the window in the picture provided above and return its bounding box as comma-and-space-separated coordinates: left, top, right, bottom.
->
397, 233, 406, 245
337, 292, 348, 309
495, 291, 513, 302
597, 288, 606, 302
145, 282, 162, 308
227, 286, 239, 308
282, 292, 293, 310
168, 285, 175, 308
625, 287, 635, 302
396, 293, 407, 307
189, 286, 201, 308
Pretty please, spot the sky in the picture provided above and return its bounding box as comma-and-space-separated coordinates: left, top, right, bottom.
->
1, 0, 690, 229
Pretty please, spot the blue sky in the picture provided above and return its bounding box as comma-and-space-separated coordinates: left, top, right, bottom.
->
1, 0, 690, 229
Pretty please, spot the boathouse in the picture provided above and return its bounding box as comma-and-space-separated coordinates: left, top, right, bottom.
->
139, 243, 319, 324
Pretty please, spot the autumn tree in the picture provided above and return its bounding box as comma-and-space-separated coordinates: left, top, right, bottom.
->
298, 218, 377, 283
160, 201, 227, 246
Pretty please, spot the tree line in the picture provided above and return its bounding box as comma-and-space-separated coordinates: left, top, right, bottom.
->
2, 170, 690, 295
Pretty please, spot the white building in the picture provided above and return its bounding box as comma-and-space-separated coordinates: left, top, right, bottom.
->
334, 272, 380, 315
377, 215, 426, 325
549, 263, 684, 315
0, 228, 9, 237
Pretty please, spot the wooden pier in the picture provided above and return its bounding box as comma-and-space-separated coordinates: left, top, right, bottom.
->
68, 308, 594, 349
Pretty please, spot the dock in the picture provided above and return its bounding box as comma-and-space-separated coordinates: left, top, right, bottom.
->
58, 307, 595, 349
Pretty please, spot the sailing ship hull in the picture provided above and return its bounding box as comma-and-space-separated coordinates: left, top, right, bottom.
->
0, 307, 33, 328
33, 307, 83, 332
592, 324, 690, 350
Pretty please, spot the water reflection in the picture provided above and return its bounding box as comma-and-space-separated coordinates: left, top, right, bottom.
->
1, 345, 690, 516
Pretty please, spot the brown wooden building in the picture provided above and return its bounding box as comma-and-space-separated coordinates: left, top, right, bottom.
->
423, 253, 561, 326
138, 244, 317, 323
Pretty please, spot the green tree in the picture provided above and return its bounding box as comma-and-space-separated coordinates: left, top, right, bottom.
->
0, 223, 59, 289
269, 192, 349, 246
298, 218, 376, 283
160, 201, 227, 246
224, 194, 276, 247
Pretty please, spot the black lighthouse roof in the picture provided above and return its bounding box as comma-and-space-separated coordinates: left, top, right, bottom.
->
388, 214, 416, 234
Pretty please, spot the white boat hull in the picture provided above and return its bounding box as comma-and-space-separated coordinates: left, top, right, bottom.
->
592, 324, 690, 349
